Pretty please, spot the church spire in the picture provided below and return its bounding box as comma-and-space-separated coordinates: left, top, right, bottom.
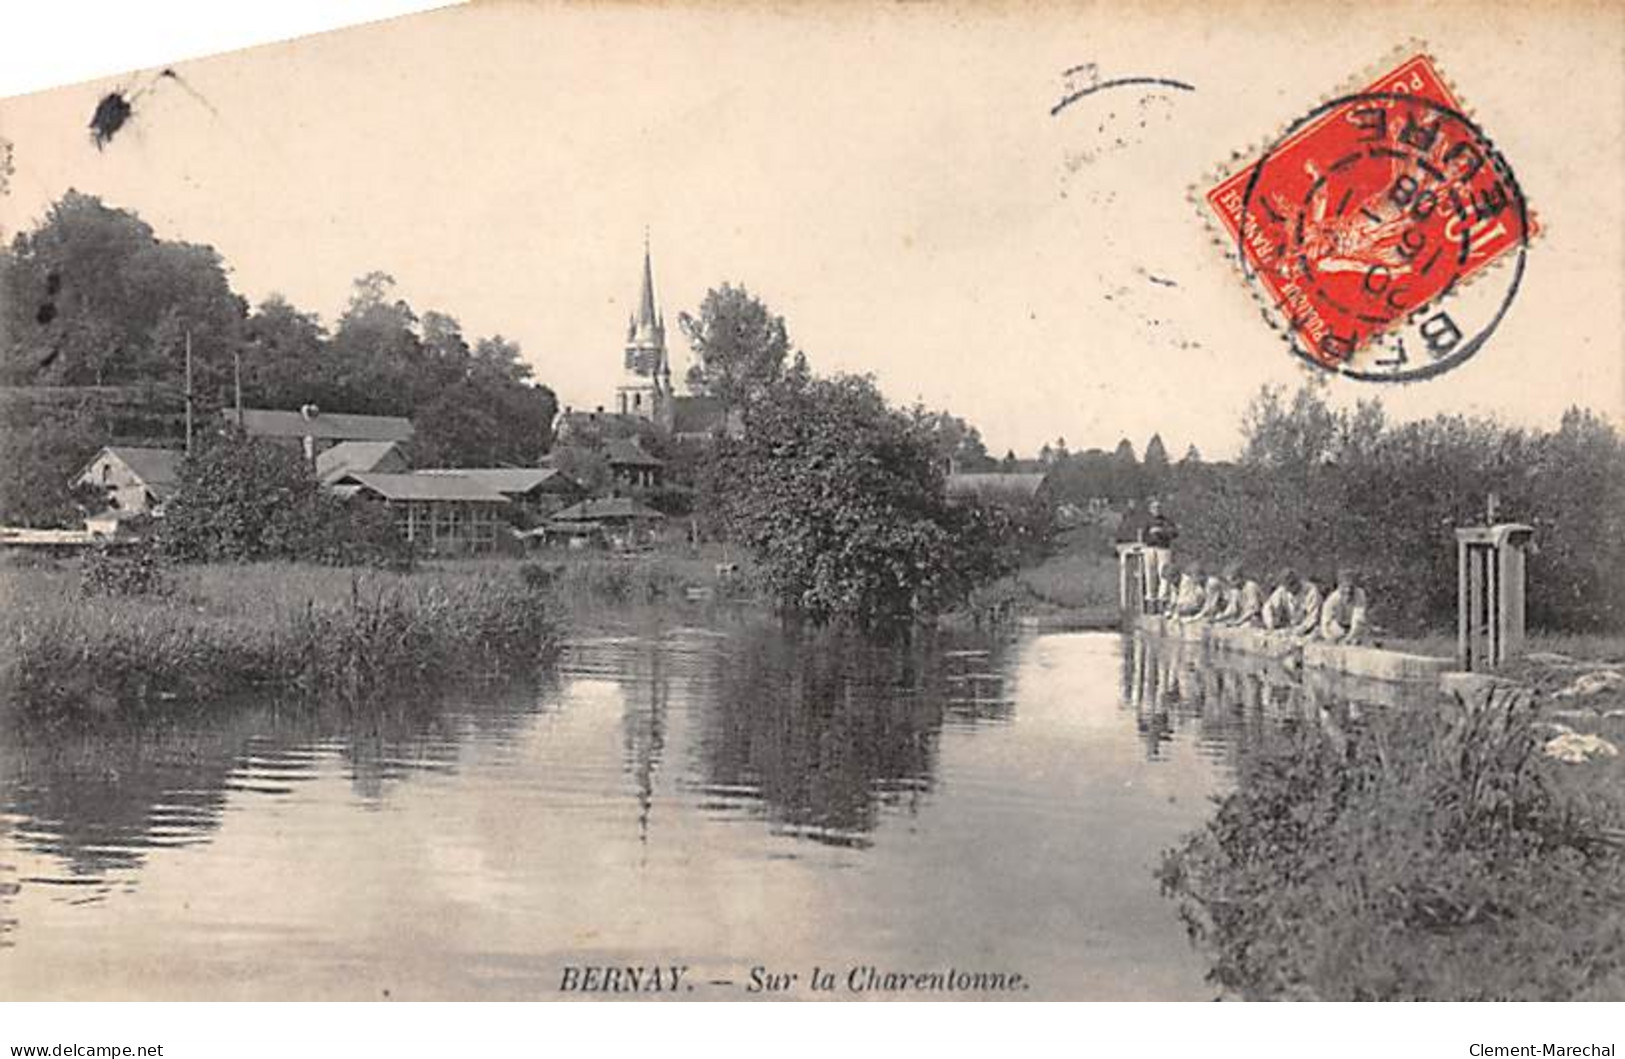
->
636, 229, 659, 337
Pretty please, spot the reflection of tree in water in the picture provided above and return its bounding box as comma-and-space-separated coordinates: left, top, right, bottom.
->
693, 623, 1011, 848
0, 677, 543, 895
0, 859, 18, 950
1119, 633, 1436, 767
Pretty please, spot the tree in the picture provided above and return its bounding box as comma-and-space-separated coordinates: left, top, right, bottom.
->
1, 190, 245, 389
326, 271, 424, 415
909, 405, 993, 471
1144, 432, 1170, 489
0, 401, 105, 526
680, 284, 791, 410
1110, 437, 1143, 499
711, 373, 1001, 624
241, 295, 330, 409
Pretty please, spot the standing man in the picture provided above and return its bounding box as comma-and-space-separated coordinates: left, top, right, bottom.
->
1141, 498, 1178, 611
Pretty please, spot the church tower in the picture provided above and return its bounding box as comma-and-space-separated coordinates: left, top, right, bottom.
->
616, 235, 671, 421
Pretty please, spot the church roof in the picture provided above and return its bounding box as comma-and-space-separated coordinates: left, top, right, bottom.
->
626, 238, 667, 358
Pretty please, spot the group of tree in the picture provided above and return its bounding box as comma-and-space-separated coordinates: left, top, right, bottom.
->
1166, 385, 1625, 634
1039, 432, 1202, 510
0, 191, 558, 518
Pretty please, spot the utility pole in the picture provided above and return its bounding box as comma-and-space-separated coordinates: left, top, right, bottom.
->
234, 347, 244, 427
184, 330, 194, 455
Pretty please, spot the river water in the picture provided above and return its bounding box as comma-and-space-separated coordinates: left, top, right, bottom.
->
0, 615, 1418, 1000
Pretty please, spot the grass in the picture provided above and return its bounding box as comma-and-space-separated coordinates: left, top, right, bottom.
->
0, 559, 561, 715
0, 546, 766, 716
1379, 630, 1625, 663
1159, 678, 1625, 1000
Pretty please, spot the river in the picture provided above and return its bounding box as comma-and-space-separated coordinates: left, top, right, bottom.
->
0, 615, 1418, 1000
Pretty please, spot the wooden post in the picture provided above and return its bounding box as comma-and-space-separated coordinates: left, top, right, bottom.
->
1116, 542, 1145, 618
1456, 523, 1534, 671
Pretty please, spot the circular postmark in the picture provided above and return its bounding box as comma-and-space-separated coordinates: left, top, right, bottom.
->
1230, 89, 1532, 382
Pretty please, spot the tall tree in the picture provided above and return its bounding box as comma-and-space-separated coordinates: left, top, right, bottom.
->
1144, 432, 1170, 483
1, 191, 245, 389
680, 284, 791, 410
711, 373, 1003, 624
241, 295, 330, 410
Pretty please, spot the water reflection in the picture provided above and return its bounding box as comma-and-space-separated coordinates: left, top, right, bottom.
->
1120, 631, 1436, 766
0, 617, 1434, 1000
0, 683, 543, 904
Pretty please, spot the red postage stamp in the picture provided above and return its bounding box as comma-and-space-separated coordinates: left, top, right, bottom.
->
1205, 53, 1535, 381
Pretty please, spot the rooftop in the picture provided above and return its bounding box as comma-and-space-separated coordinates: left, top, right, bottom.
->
946, 472, 1050, 501
552, 497, 665, 522
316, 440, 406, 481
604, 437, 663, 467
340, 472, 509, 503
103, 446, 184, 486
413, 467, 579, 494
226, 407, 414, 442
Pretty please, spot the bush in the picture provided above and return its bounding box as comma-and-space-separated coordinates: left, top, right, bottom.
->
159, 434, 409, 567
708, 373, 1008, 625
1158, 687, 1625, 1000
78, 544, 173, 598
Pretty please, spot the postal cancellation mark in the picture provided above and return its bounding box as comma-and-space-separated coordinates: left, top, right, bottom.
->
1205, 53, 1534, 382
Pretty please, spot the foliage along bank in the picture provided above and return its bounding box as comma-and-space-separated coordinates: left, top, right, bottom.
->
1165, 386, 1625, 635
1, 562, 560, 717
705, 370, 1020, 626
1157, 684, 1625, 1000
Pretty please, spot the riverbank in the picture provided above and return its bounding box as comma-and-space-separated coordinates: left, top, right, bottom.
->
0, 560, 563, 715
1158, 642, 1625, 1000
0, 549, 772, 716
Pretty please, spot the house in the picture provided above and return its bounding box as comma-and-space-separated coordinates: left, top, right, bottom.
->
945, 472, 1052, 508
412, 467, 585, 519
225, 405, 414, 464
548, 496, 665, 549
330, 471, 509, 554
75, 446, 184, 517
315, 440, 410, 482
604, 437, 664, 489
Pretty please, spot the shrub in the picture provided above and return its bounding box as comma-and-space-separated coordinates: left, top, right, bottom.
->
78, 544, 173, 598
708, 373, 1007, 625
159, 434, 409, 567
1158, 687, 1625, 1000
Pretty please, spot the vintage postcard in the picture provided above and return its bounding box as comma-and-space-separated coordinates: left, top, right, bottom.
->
1, 0, 1622, 1026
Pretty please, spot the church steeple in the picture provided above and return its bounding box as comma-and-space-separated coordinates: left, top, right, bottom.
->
618, 231, 670, 418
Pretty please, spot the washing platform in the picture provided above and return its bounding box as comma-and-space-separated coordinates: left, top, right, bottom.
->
1135, 615, 1454, 685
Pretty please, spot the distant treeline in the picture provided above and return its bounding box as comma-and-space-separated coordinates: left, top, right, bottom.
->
1165, 386, 1625, 635
0, 191, 558, 523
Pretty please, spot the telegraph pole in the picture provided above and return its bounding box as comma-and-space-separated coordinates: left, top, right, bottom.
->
184, 330, 194, 455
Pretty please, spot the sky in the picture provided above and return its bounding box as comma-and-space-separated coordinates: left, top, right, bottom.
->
1, 1, 1621, 460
